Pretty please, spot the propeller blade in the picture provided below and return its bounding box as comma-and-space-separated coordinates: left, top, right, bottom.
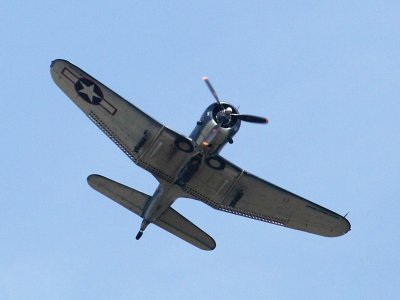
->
202, 77, 222, 105
233, 114, 268, 124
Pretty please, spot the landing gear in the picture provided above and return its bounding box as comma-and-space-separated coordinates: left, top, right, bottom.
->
136, 231, 143, 240
205, 156, 225, 170
136, 220, 150, 240
175, 136, 194, 153
176, 154, 203, 185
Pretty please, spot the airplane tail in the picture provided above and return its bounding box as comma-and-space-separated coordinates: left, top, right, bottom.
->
87, 174, 216, 250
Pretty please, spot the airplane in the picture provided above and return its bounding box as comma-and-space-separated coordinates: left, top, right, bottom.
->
50, 59, 351, 250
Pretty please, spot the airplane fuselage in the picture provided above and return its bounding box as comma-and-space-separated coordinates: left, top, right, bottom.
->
138, 102, 242, 237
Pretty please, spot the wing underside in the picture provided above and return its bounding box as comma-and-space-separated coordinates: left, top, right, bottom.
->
182, 156, 351, 237
51, 59, 194, 184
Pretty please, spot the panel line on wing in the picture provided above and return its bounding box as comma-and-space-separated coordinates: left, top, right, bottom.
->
138, 126, 165, 160
220, 169, 245, 206
88, 112, 138, 162
182, 184, 288, 226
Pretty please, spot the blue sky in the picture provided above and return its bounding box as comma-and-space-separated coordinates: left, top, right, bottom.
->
1, 1, 399, 299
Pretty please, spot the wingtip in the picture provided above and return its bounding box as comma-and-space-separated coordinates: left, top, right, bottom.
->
198, 240, 216, 251
87, 174, 103, 188
333, 216, 351, 237
50, 58, 70, 69
50, 59, 62, 68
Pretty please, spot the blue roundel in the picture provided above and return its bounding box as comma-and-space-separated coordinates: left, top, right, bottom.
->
74, 78, 103, 105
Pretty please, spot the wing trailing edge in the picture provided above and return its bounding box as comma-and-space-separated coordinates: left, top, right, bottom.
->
87, 174, 216, 250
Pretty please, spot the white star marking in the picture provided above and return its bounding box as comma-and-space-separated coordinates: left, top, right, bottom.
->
78, 81, 101, 103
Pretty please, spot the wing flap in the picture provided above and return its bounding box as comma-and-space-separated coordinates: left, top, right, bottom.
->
185, 156, 351, 237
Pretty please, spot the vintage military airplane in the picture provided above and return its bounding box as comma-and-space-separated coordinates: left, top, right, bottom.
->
51, 59, 351, 250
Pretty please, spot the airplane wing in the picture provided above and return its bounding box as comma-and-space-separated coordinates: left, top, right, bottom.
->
51, 59, 193, 183
183, 155, 351, 237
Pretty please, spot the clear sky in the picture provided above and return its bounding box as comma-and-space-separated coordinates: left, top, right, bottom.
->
1, 1, 399, 299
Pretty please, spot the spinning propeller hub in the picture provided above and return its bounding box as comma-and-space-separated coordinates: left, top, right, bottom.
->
202, 77, 268, 125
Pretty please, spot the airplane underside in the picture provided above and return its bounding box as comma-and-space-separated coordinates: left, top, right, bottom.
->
51, 59, 351, 251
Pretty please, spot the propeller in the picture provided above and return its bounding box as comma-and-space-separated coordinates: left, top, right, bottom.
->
231, 113, 268, 124
202, 77, 268, 124
202, 77, 222, 107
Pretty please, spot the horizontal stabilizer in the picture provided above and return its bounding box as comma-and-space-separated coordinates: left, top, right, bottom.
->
155, 208, 216, 251
87, 174, 216, 250
87, 174, 149, 216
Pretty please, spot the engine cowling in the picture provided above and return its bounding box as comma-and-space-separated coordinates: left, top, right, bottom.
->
189, 102, 241, 154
